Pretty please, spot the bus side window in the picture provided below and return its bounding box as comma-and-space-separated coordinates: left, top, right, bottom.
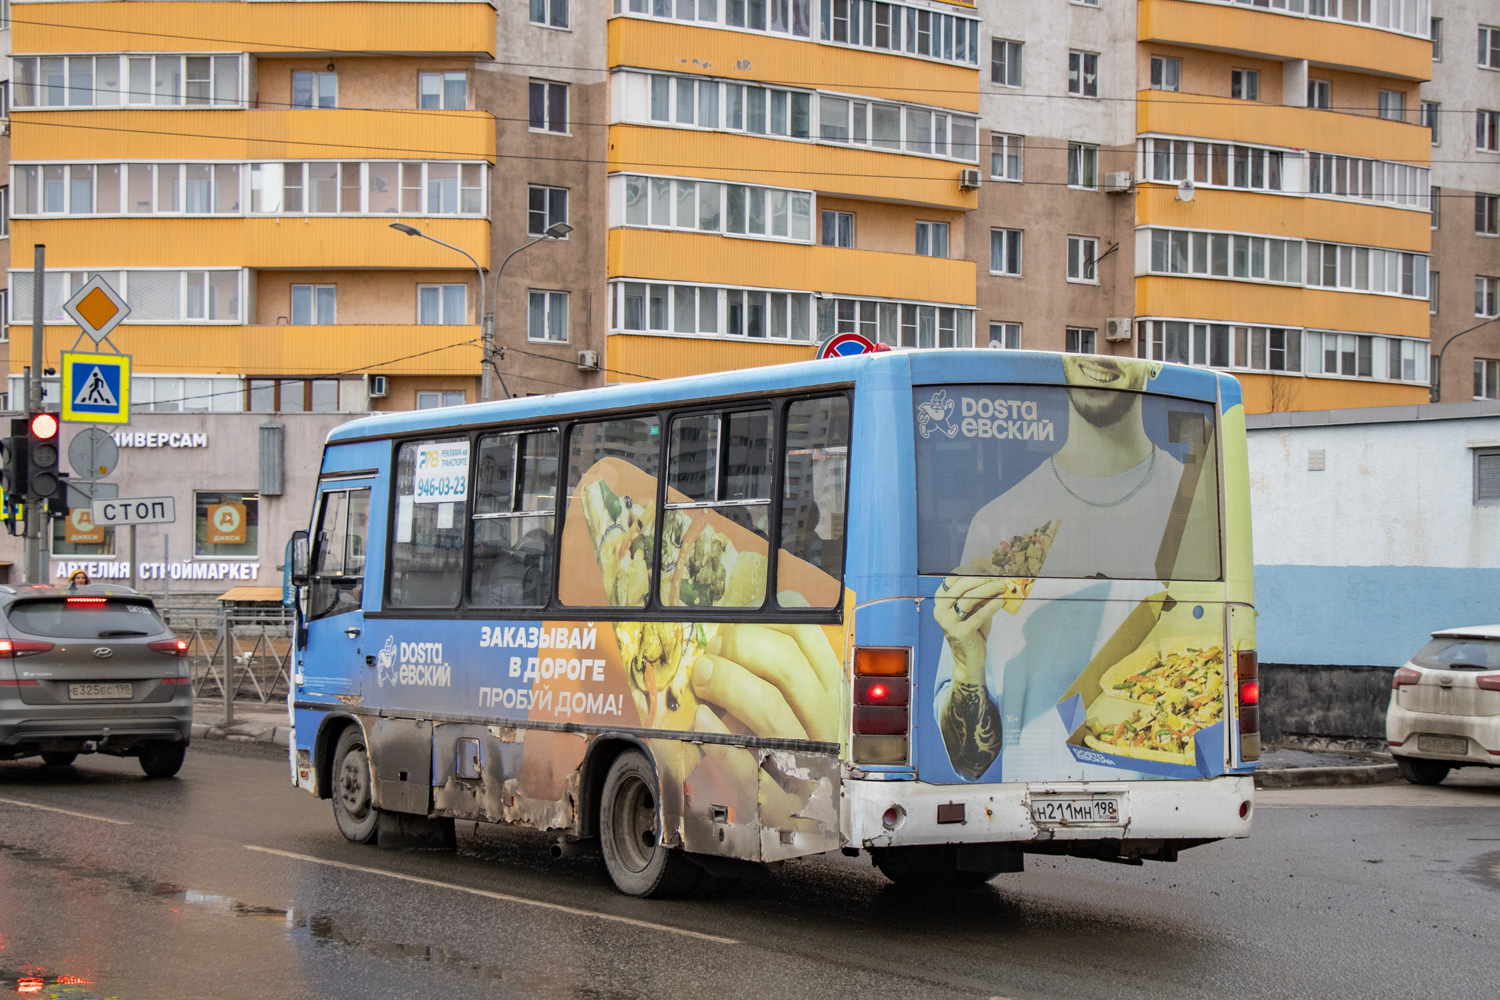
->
470, 429, 558, 608
389, 438, 470, 609
560, 415, 660, 608
778, 396, 850, 609
309, 488, 369, 620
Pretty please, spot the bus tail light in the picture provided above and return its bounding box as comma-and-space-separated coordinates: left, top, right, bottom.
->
853, 647, 910, 765
1236, 648, 1260, 760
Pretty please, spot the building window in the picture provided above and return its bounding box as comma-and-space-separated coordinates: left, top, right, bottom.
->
991, 39, 1022, 87
291, 71, 336, 109
1478, 193, 1500, 235
258, 378, 339, 413
1476, 360, 1500, 399
915, 221, 948, 257
0, 186, 7, 237
1305, 242, 1430, 298
528, 184, 568, 237
1431, 17, 1442, 59
1478, 276, 1500, 317
1231, 69, 1259, 101
1067, 142, 1098, 189
1476, 448, 1500, 504
990, 133, 1022, 181
988, 322, 1021, 349
194, 491, 258, 558
1479, 110, 1500, 151
419, 71, 467, 110
1307, 78, 1331, 110
12, 54, 243, 109
528, 290, 569, 342
1422, 101, 1440, 143
417, 390, 467, 409
1065, 327, 1096, 353
612, 281, 818, 340
529, 80, 568, 133
617, 174, 813, 242
418, 284, 467, 325
1066, 236, 1097, 283
1147, 228, 1305, 285
1150, 56, 1180, 91
1481, 25, 1500, 68
291, 284, 336, 325
530, 0, 569, 28
821, 210, 854, 247
13, 269, 242, 324
1067, 51, 1098, 97
1377, 90, 1406, 122
1431, 186, 1441, 228
989, 228, 1022, 275
1430, 271, 1439, 314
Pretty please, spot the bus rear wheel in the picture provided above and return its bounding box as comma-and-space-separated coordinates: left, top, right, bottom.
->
870, 845, 998, 889
599, 750, 703, 898
332, 726, 379, 844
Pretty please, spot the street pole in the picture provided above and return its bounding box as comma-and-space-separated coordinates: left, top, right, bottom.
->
1429, 315, 1500, 403
387, 224, 488, 399
129, 524, 137, 591
487, 223, 573, 401
24, 245, 45, 584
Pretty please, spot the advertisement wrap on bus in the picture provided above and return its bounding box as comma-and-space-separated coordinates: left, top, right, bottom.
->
288, 350, 1257, 896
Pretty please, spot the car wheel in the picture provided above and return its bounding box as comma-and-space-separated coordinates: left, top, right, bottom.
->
138, 744, 186, 779
40, 752, 78, 767
598, 750, 703, 898
1396, 756, 1451, 786
870, 846, 998, 889
332, 726, 379, 844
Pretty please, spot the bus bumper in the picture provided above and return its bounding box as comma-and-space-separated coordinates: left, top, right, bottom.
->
846, 775, 1255, 848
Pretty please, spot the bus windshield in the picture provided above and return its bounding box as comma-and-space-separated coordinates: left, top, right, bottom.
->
913, 373, 1222, 582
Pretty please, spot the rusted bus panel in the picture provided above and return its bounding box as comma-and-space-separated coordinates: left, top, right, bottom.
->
432, 723, 584, 831
605, 334, 815, 383
1136, 187, 1432, 254
9, 218, 491, 270
12, 109, 495, 163
370, 716, 434, 815
758, 750, 841, 862
15, 2, 497, 57
1135, 276, 1431, 340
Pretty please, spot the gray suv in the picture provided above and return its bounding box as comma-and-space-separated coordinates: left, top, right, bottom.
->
0, 584, 192, 777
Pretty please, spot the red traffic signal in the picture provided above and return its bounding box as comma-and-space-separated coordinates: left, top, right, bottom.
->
29, 413, 58, 440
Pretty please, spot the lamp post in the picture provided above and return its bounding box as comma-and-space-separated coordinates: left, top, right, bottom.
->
1428, 315, 1500, 403
488, 223, 573, 401
389, 222, 490, 400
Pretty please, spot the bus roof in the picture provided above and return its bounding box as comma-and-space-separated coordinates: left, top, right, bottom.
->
327, 350, 1232, 444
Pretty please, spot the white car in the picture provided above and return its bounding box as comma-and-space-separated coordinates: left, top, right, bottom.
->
1386, 625, 1500, 785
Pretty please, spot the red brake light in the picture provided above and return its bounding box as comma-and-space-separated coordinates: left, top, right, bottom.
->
29, 412, 58, 440
1236, 648, 1259, 737
0, 678, 40, 686
1393, 666, 1422, 689
0, 638, 54, 658
855, 676, 909, 706
66, 597, 108, 604
149, 638, 188, 657
1238, 680, 1260, 706
1477, 674, 1500, 692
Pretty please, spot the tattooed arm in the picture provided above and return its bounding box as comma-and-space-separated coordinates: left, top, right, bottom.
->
939, 680, 1002, 779
933, 575, 1009, 780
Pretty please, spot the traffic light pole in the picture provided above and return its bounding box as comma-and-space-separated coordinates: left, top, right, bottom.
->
24, 245, 45, 584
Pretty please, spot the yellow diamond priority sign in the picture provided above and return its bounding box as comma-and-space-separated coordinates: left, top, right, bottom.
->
63, 275, 131, 342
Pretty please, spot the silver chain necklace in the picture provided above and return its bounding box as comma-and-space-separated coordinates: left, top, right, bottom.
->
1050, 447, 1157, 509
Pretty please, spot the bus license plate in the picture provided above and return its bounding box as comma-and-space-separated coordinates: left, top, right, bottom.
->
69, 682, 132, 701
1030, 796, 1122, 826
1417, 735, 1468, 755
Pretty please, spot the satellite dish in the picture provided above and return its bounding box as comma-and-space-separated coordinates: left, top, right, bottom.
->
1176, 178, 1196, 203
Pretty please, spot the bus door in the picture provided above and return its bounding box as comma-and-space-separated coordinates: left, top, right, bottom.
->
305, 481, 373, 696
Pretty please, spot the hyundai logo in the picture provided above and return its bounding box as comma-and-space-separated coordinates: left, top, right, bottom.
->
93, 647, 113, 659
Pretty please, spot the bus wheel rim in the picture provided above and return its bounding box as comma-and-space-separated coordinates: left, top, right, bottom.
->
339, 748, 370, 820
612, 774, 657, 874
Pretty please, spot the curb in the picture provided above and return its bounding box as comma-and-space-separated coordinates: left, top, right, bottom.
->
1254, 763, 1399, 789
191, 720, 291, 747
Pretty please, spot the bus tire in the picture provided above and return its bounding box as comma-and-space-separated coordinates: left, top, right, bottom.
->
599, 749, 703, 898
332, 726, 380, 844
1396, 756, 1451, 786
870, 846, 997, 889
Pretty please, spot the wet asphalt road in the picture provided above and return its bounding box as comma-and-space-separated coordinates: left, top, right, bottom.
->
1, 741, 1497, 1000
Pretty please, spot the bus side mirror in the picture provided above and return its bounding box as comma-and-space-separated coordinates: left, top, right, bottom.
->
290, 530, 310, 586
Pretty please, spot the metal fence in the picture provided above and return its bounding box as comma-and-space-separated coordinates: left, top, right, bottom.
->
159, 604, 293, 704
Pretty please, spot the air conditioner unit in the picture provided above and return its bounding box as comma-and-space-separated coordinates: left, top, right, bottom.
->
367, 374, 388, 398
1104, 171, 1132, 193
959, 168, 982, 191
576, 350, 600, 371
1104, 317, 1134, 342
0, 119, 10, 137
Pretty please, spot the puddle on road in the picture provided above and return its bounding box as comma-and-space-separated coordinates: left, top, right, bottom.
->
1467, 849, 1500, 890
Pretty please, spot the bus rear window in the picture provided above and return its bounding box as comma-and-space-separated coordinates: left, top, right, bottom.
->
914, 367, 1221, 582
7, 599, 165, 639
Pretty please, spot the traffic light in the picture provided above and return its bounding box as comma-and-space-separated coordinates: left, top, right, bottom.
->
27, 413, 63, 508
0, 419, 26, 500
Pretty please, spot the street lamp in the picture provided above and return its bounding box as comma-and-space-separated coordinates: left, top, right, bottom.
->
1428, 315, 1500, 403
389, 222, 490, 398
488, 223, 573, 401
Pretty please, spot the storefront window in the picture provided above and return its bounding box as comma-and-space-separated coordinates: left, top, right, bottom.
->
195, 490, 258, 557
51, 515, 116, 556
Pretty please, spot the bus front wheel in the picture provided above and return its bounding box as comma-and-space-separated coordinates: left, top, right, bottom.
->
598, 750, 703, 898
332, 726, 380, 844
870, 845, 998, 889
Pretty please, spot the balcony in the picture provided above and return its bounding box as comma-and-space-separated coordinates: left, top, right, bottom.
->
606, 335, 814, 383
8, 218, 490, 269
1135, 187, 1431, 253
607, 229, 977, 304
6, 325, 482, 377
16, 2, 496, 57
1138, 0, 1431, 81
12, 108, 495, 163
1134, 276, 1430, 339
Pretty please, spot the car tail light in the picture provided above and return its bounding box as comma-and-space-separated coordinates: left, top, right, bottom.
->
66, 596, 108, 605
1393, 666, 1422, 689
149, 638, 189, 657
853, 647, 909, 765
159, 677, 193, 685
0, 639, 54, 658
1236, 648, 1259, 738
1477, 674, 1500, 692
0, 678, 39, 686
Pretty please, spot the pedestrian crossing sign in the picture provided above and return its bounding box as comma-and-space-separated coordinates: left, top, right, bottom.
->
61, 351, 131, 424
